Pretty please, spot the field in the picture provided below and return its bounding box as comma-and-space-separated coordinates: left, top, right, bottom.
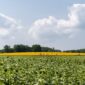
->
0, 52, 85, 56
0, 56, 85, 85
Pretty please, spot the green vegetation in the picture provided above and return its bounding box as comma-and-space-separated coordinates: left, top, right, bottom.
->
0, 56, 85, 85
0, 44, 85, 53
1, 44, 60, 53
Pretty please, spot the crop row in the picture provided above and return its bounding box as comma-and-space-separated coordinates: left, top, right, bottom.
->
0, 52, 85, 56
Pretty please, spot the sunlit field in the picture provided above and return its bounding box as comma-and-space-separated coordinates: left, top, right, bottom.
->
0, 52, 85, 56
0, 56, 85, 85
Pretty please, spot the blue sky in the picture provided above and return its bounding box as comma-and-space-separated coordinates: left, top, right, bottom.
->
0, 0, 85, 50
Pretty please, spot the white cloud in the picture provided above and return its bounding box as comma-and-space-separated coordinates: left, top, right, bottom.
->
28, 4, 85, 41
0, 13, 17, 24
0, 13, 22, 36
0, 28, 9, 36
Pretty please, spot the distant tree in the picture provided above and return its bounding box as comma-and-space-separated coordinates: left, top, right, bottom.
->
41, 47, 61, 52
14, 44, 23, 52
63, 49, 85, 53
41, 47, 50, 52
55, 49, 61, 52
23, 45, 31, 52
13, 44, 31, 52
77, 49, 85, 53
0, 49, 4, 53
32, 44, 41, 52
4, 45, 12, 52
41, 47, 53, 52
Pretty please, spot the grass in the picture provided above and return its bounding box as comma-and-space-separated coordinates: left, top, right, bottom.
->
0, 56, 85, 85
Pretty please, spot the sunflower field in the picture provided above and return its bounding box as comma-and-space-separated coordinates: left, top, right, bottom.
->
0, 56, 85, 85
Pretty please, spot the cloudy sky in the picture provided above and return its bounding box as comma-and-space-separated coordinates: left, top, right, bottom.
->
0, 0, 85, 50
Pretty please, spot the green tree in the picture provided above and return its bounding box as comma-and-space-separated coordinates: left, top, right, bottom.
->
14, 44, 31, 52
4, 45, 12, 52
32, 44, 41, 52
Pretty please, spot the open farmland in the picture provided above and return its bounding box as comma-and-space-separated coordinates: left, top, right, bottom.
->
0, 56, 85, 85
0, 52, 85, 56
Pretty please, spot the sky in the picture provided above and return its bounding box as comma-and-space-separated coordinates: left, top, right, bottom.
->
0, 0, 85, 50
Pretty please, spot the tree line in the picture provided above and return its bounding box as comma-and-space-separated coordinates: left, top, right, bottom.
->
0, 44, 85, 53
64, 49, 85, 53
0, 44, 61, 53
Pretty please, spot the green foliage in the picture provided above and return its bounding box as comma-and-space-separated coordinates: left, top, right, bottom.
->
32, 44, 41, 52
1, 44, 60, 52
14, 44, 31, 52
64, 49, 85, 53
1, 44, 85, 53
41, 47, 61, 52
3, 45, 14, 53
0, 56, 85, 84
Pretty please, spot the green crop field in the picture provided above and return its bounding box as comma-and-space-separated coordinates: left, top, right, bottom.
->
0, 56, 85, 85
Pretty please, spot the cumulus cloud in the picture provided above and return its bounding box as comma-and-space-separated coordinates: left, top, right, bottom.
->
28, 4, 85, 41
0, 13, 22, 37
